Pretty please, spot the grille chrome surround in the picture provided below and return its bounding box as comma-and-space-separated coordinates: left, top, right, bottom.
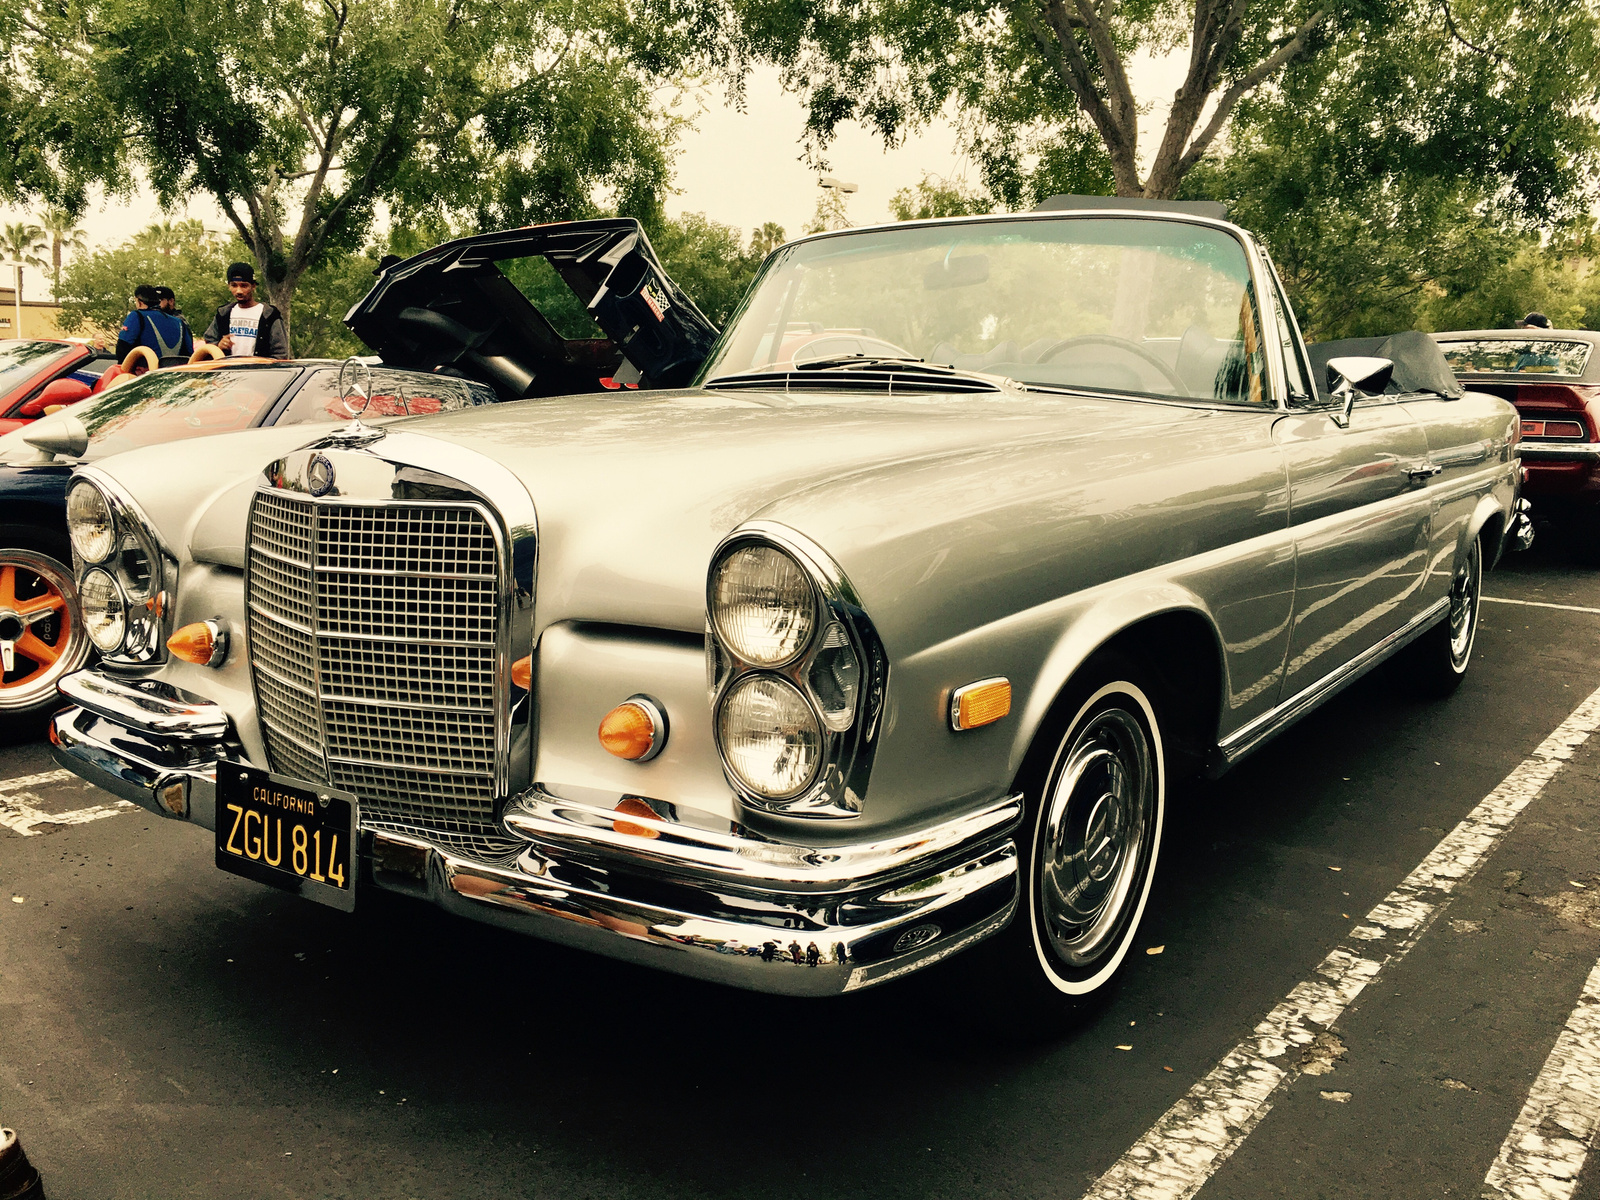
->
246, 490, 510, 848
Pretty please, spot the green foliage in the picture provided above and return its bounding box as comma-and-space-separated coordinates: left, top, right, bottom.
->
4, 0, 712, 340
889, 175, 994, 221
727, 0, 1600, 206
647, 212, 766, 325
1182, 2, 1600, 340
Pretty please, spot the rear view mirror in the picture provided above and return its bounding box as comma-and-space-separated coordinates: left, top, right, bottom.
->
17, 377, 92, 418
1326, 355, 1394, 428
923, 254, 990, 291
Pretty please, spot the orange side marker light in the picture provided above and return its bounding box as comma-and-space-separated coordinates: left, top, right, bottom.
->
599, 697, 666, 762
613, 797, 661, 839
167, 620, 227, 668
950, 678, 1011, 731
511, 655, 533, 690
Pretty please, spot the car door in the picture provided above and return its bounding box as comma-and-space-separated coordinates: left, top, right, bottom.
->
1274, 395, 1434, 697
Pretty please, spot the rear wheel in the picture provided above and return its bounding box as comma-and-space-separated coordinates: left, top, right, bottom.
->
0, 543, 89, 737
975, 654, 1167, 1025
1407, 533, 1482, 696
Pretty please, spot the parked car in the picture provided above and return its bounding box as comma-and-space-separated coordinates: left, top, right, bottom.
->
0, 359, 499, 732
1431, 329, 1600, 539
0, 339, 117, 436
48, 206, 1525, 1020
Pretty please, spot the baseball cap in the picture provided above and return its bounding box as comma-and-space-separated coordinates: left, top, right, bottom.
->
154, 286, 175, 303
133, 284, 159, 305
1522, 312, 1552, 329
226, 262, 256, 283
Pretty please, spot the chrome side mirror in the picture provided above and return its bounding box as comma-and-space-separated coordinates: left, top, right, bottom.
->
1326, 356, 1394, 428
21, 411, 89, 459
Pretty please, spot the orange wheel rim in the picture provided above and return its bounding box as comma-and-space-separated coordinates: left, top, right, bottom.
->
0, 562, 71, 691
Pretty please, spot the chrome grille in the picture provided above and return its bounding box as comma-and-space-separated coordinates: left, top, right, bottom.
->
246, 491, 506, 852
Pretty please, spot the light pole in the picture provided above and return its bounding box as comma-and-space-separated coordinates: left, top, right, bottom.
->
0, 262, 22, 338
818, 177, 859, 229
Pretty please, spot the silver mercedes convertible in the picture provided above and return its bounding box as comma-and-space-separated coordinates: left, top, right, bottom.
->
44, 200, 1526, 1018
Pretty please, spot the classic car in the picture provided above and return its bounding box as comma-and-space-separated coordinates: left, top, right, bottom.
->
1432, 328, 1600, 540
0, 339, 116, 436
0, 359, 499, 732
47, 203, 1526, 1018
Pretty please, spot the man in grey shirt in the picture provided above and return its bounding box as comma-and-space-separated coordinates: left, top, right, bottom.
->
201, 262, 291, 358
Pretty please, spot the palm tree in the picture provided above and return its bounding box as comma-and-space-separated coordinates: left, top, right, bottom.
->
37, 209, 87, 301
0, 222, 48, 304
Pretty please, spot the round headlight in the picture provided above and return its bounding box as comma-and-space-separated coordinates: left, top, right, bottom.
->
66, 482, 116, 563
710, 544, 817, 667
80, 568, 127, 652
716, 674, 823, 799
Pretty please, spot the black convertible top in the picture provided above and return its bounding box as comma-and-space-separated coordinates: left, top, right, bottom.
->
1306, 330, 1464, 401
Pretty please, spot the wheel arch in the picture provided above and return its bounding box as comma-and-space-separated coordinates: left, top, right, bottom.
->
1013, 591, 1227, 785
1467, 493, 1507, 570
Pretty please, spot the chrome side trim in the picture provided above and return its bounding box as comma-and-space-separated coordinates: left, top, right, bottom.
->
1518, 443, 1600, 460
504, 788, 1023, 892
57, 669, 230, 740
1216, 596, 1450, 767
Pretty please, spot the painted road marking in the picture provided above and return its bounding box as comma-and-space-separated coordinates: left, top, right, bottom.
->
1482, 955, 1600, 1200
1082, 681, 1600, 1200
0, 788, 135, 836
0, 768, 75, 793
1483, 597, 1600, 616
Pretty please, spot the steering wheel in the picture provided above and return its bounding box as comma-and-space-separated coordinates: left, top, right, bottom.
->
1036, 334, 1189, 396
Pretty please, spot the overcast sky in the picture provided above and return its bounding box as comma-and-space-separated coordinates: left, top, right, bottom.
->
0, 56, 1190, 300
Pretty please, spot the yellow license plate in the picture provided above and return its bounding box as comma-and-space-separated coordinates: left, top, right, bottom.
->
215, 764, 357, 911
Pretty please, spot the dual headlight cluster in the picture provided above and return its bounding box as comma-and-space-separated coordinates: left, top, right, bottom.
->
65, 479, 164, 660
708, 536, 881, 815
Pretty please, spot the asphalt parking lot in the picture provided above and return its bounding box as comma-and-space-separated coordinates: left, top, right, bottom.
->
5, 533, 1600, 1200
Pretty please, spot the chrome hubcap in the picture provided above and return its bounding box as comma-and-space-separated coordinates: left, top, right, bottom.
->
1038, 706, 1154, 969
1448, 542, 1480, 667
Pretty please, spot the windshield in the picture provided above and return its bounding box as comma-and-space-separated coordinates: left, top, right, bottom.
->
1437, 338, 1592, 378
0, 341, 77, 394
700, 216, 1268, 405
78, 367, 299, 457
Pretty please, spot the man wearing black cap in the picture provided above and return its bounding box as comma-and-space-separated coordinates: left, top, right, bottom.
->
202, 262, 290, 358
117, 283, 194, 366
1518, 312, 1553, 329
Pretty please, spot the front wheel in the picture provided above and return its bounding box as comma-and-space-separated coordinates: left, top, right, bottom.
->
0, 546, 90, 737
1406, 533, 1482, 697
975, 655, 1167, 1025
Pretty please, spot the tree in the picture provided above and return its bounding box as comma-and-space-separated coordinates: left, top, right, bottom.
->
37, 207, 86, 300
6, 0, 712, 346
0, 221, 46, 301
889, 175, 993, 221
56, 220, 373, 357
648, 212, 764, 324
729, 0, 1600, 207
749, 222, 787, 258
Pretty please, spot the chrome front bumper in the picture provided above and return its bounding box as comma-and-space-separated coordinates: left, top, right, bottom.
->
49, 672, 1022, 996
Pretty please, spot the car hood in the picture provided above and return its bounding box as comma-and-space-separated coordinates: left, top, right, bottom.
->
346, 219, 720, 396
355, 388, 1201, 634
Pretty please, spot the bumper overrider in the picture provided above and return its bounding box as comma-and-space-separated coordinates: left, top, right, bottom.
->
50, 670, 1022, 996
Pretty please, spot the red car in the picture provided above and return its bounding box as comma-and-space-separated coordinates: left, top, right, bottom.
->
1434, 329, 1600, 534
0, 339, 117, 436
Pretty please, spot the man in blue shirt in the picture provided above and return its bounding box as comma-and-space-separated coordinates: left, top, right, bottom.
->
116, 284, 194, 366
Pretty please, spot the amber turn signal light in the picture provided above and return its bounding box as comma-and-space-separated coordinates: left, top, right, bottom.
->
950, 677, 1011, 731
598, 695, 667, 762
511, 655, 533, 690
167, 619, 228, 668
612, 796, 661, 838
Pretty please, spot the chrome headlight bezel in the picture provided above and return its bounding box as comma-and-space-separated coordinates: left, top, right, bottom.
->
68, 467, 177, 666
65, 479, 116, 564
707, 523, 887, 818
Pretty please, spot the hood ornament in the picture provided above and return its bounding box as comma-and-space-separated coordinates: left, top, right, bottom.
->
324, 357, 387, 446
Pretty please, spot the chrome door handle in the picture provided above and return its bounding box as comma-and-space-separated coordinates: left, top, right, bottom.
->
1406, 461, 1443, 481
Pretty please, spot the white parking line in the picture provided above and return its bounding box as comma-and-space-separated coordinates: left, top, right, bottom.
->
1482, 957, 1600, 1200
1082, 681, 1600, 1200
0, 789, 135, 836
0, 768, 75, 793
1483, 597, 1600, 615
